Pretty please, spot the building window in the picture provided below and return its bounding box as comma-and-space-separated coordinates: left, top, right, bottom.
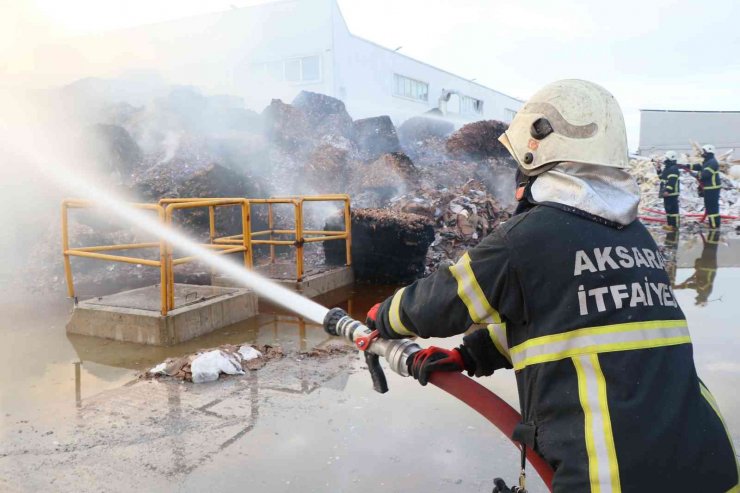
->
393, 74, 429, 102
461, 95, 484, 115
301, 56, 320, 82
255, 55, 322, 83
505, 108, 518, 121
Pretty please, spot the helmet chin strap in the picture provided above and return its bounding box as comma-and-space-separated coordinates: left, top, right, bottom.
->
515, 161, 561, 203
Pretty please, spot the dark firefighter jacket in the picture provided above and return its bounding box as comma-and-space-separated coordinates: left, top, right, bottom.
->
374, 203, 739, 493
660, 160, 681, 196
688, 154, 722, 190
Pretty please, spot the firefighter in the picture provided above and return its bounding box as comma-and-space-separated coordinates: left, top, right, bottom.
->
660, 150, 681, 231
675, 230, 720, 306
365, 80, 738, 492
688, 144, 722, 229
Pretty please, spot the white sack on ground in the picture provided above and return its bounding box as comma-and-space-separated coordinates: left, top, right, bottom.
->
191, 350, 245, 384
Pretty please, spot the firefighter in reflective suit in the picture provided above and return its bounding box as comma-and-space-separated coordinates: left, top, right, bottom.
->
366, 80, 739, 492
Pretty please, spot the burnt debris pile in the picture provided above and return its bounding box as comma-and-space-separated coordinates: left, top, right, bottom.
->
325, 208, 435, 282
30, 79, 517, 290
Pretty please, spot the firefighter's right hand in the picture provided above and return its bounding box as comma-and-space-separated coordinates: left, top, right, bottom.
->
407, 346, 470, 386
365, 302, 381, 331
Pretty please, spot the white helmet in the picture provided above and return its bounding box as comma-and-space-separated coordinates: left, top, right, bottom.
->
664, 150, 677, 161
701, 144, 715, 155
498, 79, 628, 176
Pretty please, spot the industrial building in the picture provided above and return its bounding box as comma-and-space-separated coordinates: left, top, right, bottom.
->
36, 0, 523, 124
638, 109, 740, 157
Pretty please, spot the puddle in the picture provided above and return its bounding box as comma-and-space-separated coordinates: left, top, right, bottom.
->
0, 230, 738, 492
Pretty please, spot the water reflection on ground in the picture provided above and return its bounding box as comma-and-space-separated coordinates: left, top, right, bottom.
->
0, 230, 738, 492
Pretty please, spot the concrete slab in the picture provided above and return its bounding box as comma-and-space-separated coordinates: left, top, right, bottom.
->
67, 284, 258, 346
213, 264, 354, 298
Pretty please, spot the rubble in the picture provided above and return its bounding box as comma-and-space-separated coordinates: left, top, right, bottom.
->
324, 208, 435, 282
351, 152, 419, 206
146, 344, 284, 382
29, 79, 523, 288
292, 91, 353, 140
628, 156, 740, 223
304, 143, 350, 193
352, 116, 401, 161
398, 116, 454, 159
261, 98, 314, 152
131, 160, 258, 236
85, 124, 142, 178
388, 179, 512, 273
445, 120, 511, 160
146, 342, 353, 382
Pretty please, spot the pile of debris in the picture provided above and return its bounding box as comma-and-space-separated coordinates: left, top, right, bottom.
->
146, 341, 354, 383
147, 344, 281, 383
388, 179, 512, 273
25, 80, 520, 290
324, 208, 435, 282
628, 156, 740, 223
445, 120, 511, 160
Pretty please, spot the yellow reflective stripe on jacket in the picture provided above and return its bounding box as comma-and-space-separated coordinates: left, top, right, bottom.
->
449, 252, 503, 324
574, 354, 621, 493
487, 323, 511, 363
510, 320, 690, 370
699, 382, 740, 491
388, 287, 415, 337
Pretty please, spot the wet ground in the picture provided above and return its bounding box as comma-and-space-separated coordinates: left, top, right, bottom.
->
1, 230, 739, 492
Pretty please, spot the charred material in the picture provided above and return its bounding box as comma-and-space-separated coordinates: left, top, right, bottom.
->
325, 208, 434, 283
352, 116, 401, 161
446, 120, 511, 160
292, 90, 353, 140
85, 124, 142, 178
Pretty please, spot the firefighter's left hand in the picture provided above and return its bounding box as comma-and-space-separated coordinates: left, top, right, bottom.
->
492, 478, 525, 493
407, 346, 471, 386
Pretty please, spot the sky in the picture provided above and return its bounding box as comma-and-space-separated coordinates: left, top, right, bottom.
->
1, 0, 739, 149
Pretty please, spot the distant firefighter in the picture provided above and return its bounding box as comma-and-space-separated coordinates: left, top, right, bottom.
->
688, 144, 722, 229
660, 150, 681, 230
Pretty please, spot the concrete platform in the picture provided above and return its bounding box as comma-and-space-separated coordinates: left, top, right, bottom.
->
214, 264, 354, 299
67, 284, 258, 346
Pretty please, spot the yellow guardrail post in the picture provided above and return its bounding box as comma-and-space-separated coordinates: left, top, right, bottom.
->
157, 205, 168, 316
61, 201, 76, 299
241, 199, 253, 268
295, 198, 304, 282
208, 206, 216, 244
343, 195, 352, 267
268, 203, 275, 264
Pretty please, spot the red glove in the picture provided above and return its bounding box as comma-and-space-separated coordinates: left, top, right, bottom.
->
365, 302, 381, 329
407, 346, 466, 386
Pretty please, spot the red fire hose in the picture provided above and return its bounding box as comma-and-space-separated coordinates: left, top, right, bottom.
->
430, 372, 555, 491
324, 309, 556, 491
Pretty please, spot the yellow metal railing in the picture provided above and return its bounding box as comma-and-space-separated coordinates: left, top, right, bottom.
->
212, 194, 352, 281
62, 198, 252, 315
61, 194, 352, 314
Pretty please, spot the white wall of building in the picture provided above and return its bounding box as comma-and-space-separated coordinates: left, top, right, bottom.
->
329, 1, 521, 124
36, 0, 522, 123
638, 109, 740, 158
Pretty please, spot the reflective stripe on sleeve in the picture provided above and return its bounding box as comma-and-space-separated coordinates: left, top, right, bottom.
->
510, 320, 690, 370
573, 354, 621, 493
699, 382, 740, 490
388, 287, 415, 336
449, 252, 503, 324
487, 323, 511, 363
